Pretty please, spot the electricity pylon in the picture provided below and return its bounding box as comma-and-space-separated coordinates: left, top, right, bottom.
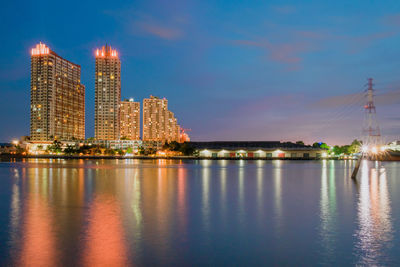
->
362, 78, 381, 147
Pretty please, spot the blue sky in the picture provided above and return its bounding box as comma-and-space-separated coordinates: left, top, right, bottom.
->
1, 0, 400, 144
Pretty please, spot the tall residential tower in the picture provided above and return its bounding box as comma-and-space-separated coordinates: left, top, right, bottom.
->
95, 45, 121, 140
142, 96, 180, 142
120, 98, 140, 140
30, 42, 85, 141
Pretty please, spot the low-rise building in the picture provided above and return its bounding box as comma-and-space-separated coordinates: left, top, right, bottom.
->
86, 139, 142, 150
386, 141, 400, 151
192, 141, 327, 159
0, 143, 17, 154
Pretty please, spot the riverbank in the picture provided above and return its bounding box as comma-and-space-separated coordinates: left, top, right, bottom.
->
2, 153, 399, 161
1, 153, 342, 161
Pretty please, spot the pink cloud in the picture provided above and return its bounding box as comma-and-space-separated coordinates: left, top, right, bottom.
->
295, 30, 332, 40
233, 39, 311, 68
273, 5, 296, 15
315, 88, 400, 109
137, 22, 182, 40
314, 92, 364, 108
382, 13, 400, 26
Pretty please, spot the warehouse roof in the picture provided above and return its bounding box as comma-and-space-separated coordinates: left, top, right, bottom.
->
189, 141, 318, 150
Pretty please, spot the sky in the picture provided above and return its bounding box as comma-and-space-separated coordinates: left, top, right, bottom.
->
1, 0, 400, 145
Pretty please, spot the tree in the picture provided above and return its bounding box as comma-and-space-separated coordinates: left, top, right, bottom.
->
349, 139, 362, 154
126, 147, 133, 154
64, 145, 76, 155
47, 140, 62, 154
296, 141, 305, 146
162, 141, 169, 150
93, 146, 102, 155
312, 142, 329, 149
332, 145, 343, 155
138, 146, 145, 155
169, 141, 180, 151
105, 148, 116, 155
179, 142, 195, 155
320, 143, 329, 150
115, 149, 125, 155
15, 145, 25, 154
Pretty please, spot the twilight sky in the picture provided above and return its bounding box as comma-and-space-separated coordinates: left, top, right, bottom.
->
1, 0, 400, 145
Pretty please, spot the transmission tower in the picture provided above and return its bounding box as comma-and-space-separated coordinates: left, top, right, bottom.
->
362, 78, 381, 147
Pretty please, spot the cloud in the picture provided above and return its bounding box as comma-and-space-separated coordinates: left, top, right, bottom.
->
315, 88, 400, 109
294, 30, 332, 40
273, 5, 296, 15
347, 31, 397, 53
314, 92, 364, 108
136, 21, 182, 40
104, 7, 186, 41
234, 39, 312, 69
382, 13, 400, 26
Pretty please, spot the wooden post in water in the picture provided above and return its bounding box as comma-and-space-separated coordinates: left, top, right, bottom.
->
351, 153, 364, 180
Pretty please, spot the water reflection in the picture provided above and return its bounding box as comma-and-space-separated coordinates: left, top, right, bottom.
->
319, 160, 338, 262
84, 195, 128, 266
355, 160, 393, 266
1, 159, 399, 266
273, 160, 282, 233
17, 168, 58, 266
202, 160, 211, 232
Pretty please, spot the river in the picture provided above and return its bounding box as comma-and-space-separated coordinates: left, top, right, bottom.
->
0, 159, 399, 266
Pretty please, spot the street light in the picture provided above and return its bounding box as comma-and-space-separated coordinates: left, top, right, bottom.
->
361, 145, 368, 153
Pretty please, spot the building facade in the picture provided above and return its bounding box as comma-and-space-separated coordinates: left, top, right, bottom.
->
199, 148, 327, 159
120, 99, 140, 140
30, 42, 85, 141
166, 110, 180, 142
142, 96, 180, 142
94, 45, 121, 140
192, 141, 327, 159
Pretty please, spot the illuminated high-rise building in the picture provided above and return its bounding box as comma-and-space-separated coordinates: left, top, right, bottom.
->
30, 42, 85, 141
166, 110, 180, 142
142, 96, 180, 142
120, 98, 140, 140
95, 45, 121, 140
143, 96, 167, 141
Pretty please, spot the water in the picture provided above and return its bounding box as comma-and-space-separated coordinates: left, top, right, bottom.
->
0, 159, 399, 266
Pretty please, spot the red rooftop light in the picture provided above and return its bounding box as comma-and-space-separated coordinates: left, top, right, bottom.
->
31, 42, 50, 56
95, 45, 118, 58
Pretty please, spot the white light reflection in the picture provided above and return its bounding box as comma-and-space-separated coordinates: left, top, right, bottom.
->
355, 161, 393, 266
319, 160, 337, 262
201, 160, 210, 231
273, 160, 282, 234
256, 160, 264, 212
9, 169, 21, 252
219, 160, 227, 221
256, 160, 264, 225
238, 160, 245, 220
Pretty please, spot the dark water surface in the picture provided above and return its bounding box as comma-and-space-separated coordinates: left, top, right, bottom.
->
0, 159, 399, 266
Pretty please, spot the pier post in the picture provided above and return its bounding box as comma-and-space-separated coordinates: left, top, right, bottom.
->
351, 153, 363, 179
